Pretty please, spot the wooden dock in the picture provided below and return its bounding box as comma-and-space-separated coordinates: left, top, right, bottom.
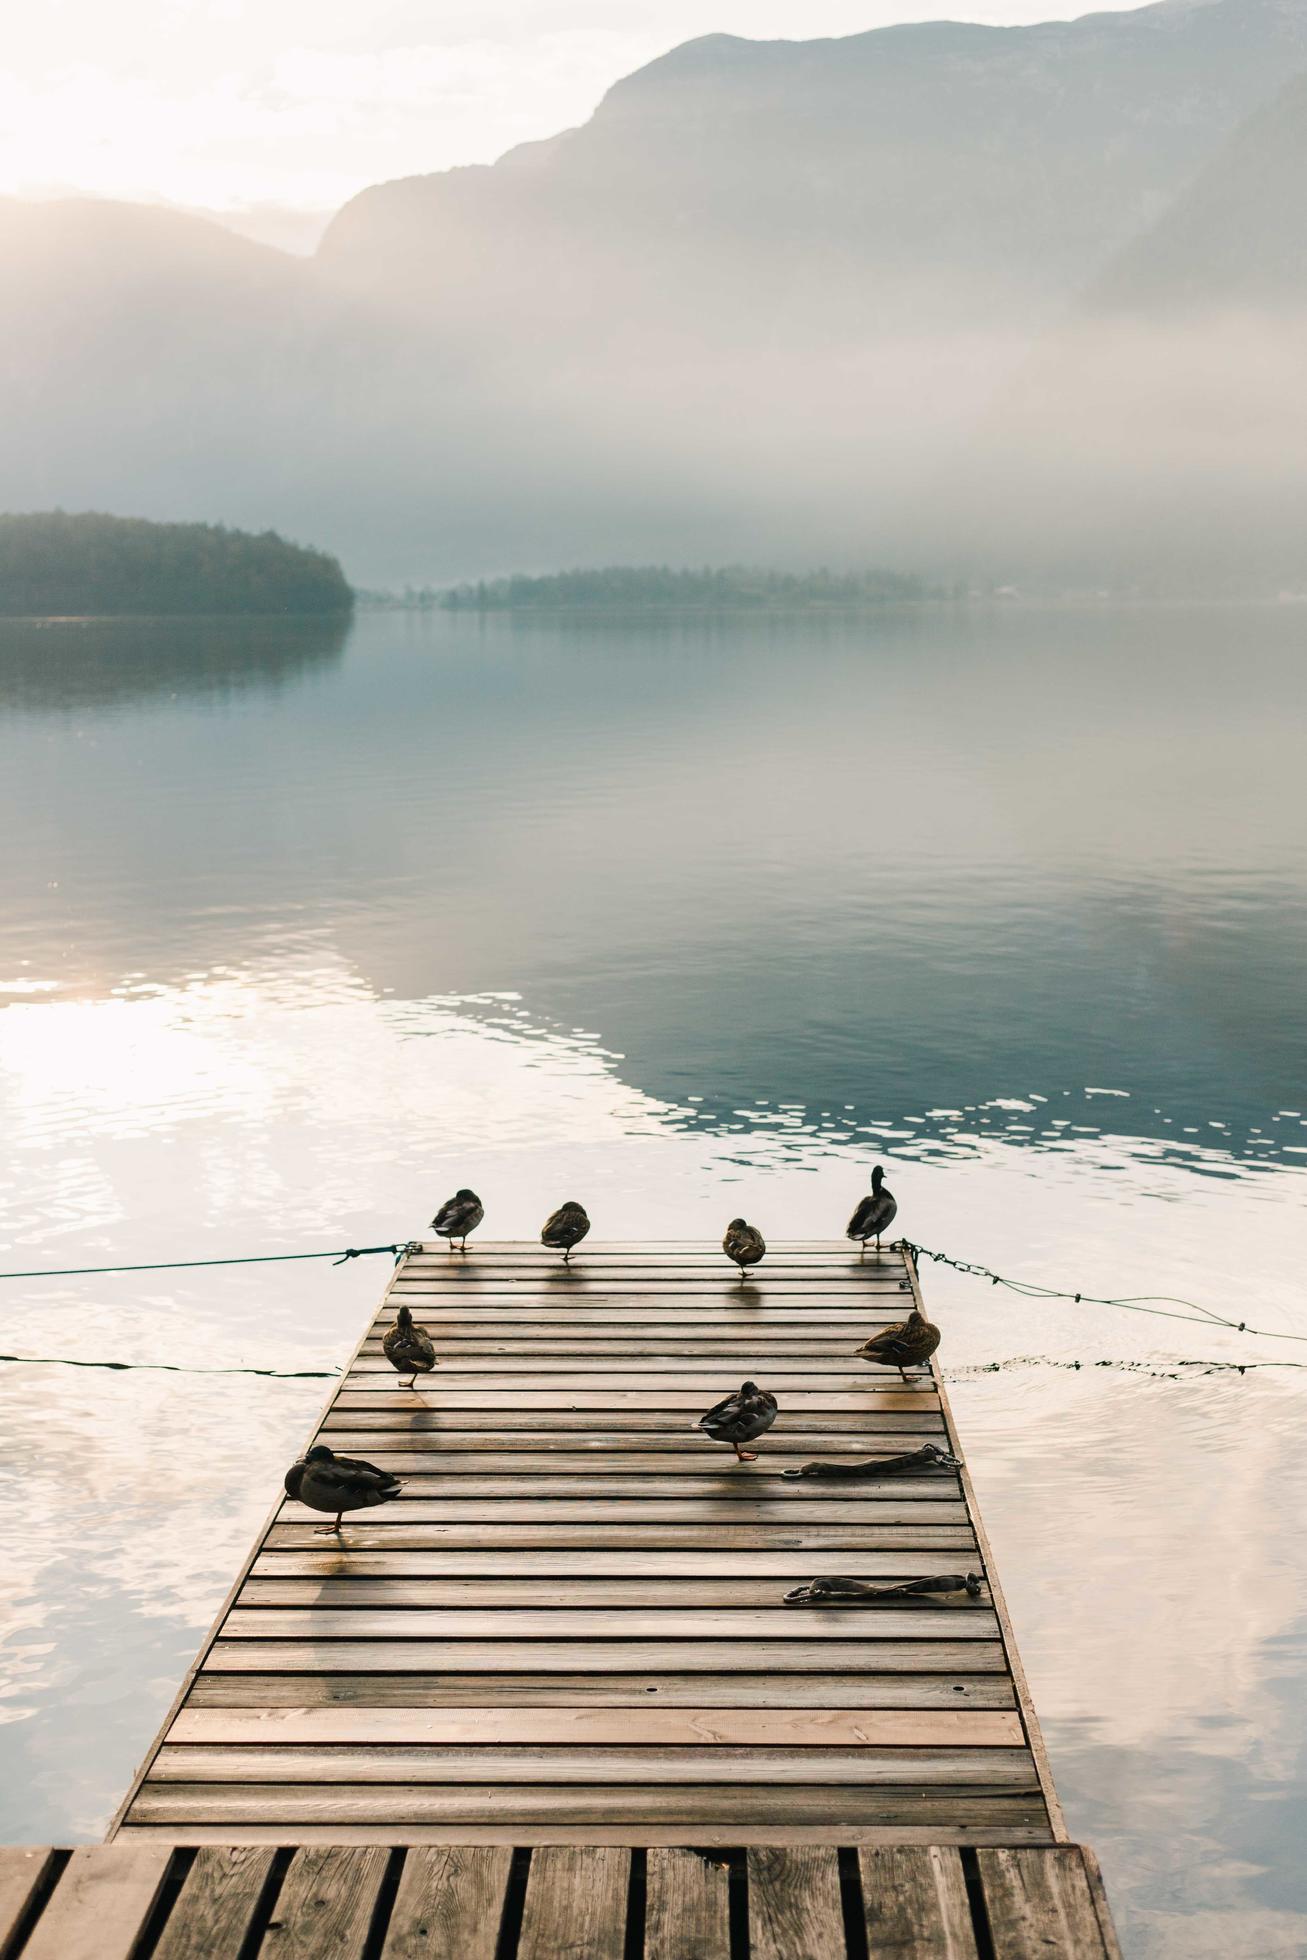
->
88, 1241, 1121, 1955
1, 1842, 1121, 1957
112, 1242, 1062, 1846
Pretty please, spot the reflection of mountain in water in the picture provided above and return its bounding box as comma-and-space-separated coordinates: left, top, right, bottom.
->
0, 615, 351, 712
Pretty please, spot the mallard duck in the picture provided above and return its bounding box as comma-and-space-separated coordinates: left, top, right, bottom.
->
541, 1200, 590, 1262
722, 1218, 765, 1278
783, 1573, 981, 1606
855, 1307, 940, 1381
781, 1442, 960, 1479
697, 1381, 778, 1462
284, 1444, 403, 1534
382, 1304, 438, 1387
847, 1164, 898, 1252
431, 1188, 483, 1250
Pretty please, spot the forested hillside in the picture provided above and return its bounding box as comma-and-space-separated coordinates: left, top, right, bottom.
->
0, 512, 353, 616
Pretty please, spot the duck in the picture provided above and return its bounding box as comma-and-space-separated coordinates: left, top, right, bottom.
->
382, 1304, 438, 1387
846, 1164, 898, 1252
284, 1443, 403, 1534
697, 1381, 778, 1462
855, 1306, 940, 1382
431, 1188, 483, 1251
541, 1200, 590, 1263
722, 1218, 765, 1279
783, 1573, 982, 1607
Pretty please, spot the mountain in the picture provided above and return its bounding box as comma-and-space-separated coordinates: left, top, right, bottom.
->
2, 1, 1307, 585
319, 0, 1307, 337
1092, 68, 1307, 314
951, 68, 1307, 589
0, 199, 314, 526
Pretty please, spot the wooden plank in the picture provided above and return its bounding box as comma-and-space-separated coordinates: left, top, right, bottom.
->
253, 1846, 388, 1959
152, 1846, 275, 1960
150, 1745, 1038, 1787
205, 1638, 1010, 1673
320, 1421, 948, 1444
645, 1847, 731, 1960
168, 1707, 1024, 1747
394, 1272, 908, 1285
369, 1309, 898, 1324
359, 1337, 908, 1353
247, 1550, 969, 1579
187, 1672, 1017, 1709
264, 1524, 980, 1550
20, 1845, 171, 1960
220, 1607, 996, 1640
340, 1376, 938, 1400
380, 1847, 513, 1960
747, 1847, 846, 1960
0, 1848, 57, 1956
236, 1579, 990, 1609
125, 1786, 1049, 1828
257, 1455, 958, 1480
116, 1822, 1055, 1849
283, 1476, 961, 1500
365, 1312, 911, 1325
858, 1846, 978, 1959
277, 1501, 968, 1525
976, 1847, 1112, 1957
518, 1847, 628, 1960
324, 1406, 939, 1430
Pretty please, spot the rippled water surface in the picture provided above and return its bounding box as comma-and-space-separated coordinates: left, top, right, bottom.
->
1, 605, 1305, 1954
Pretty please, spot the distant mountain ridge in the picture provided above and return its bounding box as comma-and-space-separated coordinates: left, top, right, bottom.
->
318, 0, 1307, 332
2, 0, 1307, 586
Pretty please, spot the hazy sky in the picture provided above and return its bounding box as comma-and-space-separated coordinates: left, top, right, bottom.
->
5, 0, 1148, 219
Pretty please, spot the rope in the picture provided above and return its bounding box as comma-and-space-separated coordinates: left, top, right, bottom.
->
0, 1353, 341, 1380
944, 1353, 1307, 1380
901, 1240, 1307, 1346
0, 1241, 421, 1282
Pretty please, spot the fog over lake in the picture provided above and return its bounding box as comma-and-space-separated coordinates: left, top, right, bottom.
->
0, 606, 1304, 1951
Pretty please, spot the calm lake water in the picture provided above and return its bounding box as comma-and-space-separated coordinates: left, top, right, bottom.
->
1, 605, 1305, 1954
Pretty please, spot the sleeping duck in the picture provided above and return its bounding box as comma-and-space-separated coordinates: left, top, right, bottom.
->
284, 1444, 403, 1534
855, 1306, 940, 1382
541, 1201, 590, 1263
722, 1218, 766, 1279
382, 1304, 438, 1387
431, 1188, 484, 1250
846, 1165, 898, 1252
698, 1381, 778, 1462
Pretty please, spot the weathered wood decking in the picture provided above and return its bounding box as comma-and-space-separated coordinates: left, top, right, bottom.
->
111, 1241, 1062, 1846
0, 1842, 1122, 1957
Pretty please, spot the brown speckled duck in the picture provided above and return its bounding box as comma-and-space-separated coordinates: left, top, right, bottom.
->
431, 1188, 483, 1251
855, 1306, 940, 1382
284, 1444, 403, 1534
382, 1304, 438, 1387
697, 1381, 778, 1462
722, 1218, 765, 1279
541, 1201, 590, 1263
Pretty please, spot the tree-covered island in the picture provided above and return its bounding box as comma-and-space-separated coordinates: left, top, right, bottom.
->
362, 565, 954, 612
0, 512, 353, 616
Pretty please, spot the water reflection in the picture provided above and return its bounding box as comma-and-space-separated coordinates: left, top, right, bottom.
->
0, 606, 1304, 1952
0, 614, 349, 712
